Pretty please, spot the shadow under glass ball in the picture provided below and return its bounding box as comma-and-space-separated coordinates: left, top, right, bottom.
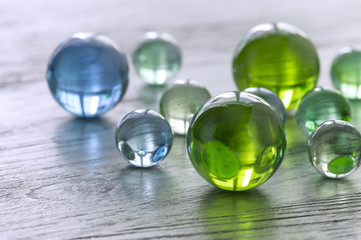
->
308, 120, 361, 178
115, 109, 173, 168
331, 47, 361, 99
244, 87, 286, 125
132, 32, 182, 85
160, 79, 211, 135
186, 91, 287, 191
47, 32, 129, 118
232, 22, 319, 111
296, 87, 351, 136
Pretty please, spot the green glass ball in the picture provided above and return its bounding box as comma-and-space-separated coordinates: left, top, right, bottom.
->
308, 120, 361, 178
232, 22, 320, 110
296, 87, 351, 136
160, 79, 211, 135
187, 91, 287, 191
331, 47, 361, 99
133, 32, 182, 85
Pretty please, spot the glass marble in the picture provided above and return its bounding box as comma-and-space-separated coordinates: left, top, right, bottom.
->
187, 91, 287, 191
296, 87, 351, 136
115, 109, 173, 168
133, 32, 182, 85
47, 32, 129, 118
308, 120, 361, 178
244, 87, 286, 124
232, 22, 320, 110
160, 79, 211, 135
331, 47, 361, 99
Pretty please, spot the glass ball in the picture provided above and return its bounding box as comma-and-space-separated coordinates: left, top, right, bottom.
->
133, 32, 182, 85
47, 32, 129, 118
308, 120, 361, 178
331, 47, 361, 99
160, 79, 211, 135
244, 87, 286, 124
115, 109, 173, 168
296, 87, 351, 136
187, 91, 287, 191
232, 22, 320, 110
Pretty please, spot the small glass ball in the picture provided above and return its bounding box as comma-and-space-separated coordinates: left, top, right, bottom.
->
187, 91, 287, 191
232, 22, 320, 110
160, 79, 211, 135
296, 87, 351, 136
244, 87, 286, 124
308, 120, 361, 178
331, 47, 361, 99
47, 33, 129, 118
115, 109, 173, 168
133, 32, 182, 85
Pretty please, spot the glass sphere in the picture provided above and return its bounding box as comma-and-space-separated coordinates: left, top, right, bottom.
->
133, 32, 182, 85
331, 47, 361, 99
308, 120, 361, 178
244, 87, 286, 124
47, 32, 129, 118
296, 87, 351, 136
160, 79, 211, 135
115, 109, 173, 168
232, 22, 320, 110
187, 91, 287, 191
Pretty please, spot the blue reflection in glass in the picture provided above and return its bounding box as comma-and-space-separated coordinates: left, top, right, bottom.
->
115, 109, 173, 167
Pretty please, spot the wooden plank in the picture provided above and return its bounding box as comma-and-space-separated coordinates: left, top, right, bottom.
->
1, 0, 361, 239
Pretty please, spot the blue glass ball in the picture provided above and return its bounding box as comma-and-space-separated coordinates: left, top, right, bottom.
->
244, 87, 286, 125
47, 33, 129, 118
115, 109, 173, 167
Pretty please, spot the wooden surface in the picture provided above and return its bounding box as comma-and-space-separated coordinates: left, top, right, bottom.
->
2, 0, 361, 239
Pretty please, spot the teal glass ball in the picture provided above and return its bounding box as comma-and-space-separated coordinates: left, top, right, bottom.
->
296, 87, 351, 136
133, 32, 182, 85
331, 47, 361, 99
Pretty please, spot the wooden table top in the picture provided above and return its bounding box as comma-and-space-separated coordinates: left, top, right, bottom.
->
2, 0, 361, 239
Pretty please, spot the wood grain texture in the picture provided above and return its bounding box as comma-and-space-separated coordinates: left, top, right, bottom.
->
2, 0, 361, 239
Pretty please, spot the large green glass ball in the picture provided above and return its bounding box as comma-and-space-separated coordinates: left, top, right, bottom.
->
232, 22, 320, 110
296, 87, 351, 136
331, 47, 361, 99
186, 91, 287, 191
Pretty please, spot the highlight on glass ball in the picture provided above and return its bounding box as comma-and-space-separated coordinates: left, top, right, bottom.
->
308, 120, 361, 178
232, 22, 320, 110
331, 47, 361, 99
296, 87, 351, 136
115, 109, 173, 168
187, 91, 287, 191
244, 87, 286, 125
47, 32, 129, 118
159, 79, 211, 135
132, 31, 182, 85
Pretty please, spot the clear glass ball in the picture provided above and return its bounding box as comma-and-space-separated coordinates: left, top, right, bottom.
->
187, 91, 287, 191
308, 120, 361, 178
133, 32, 182, 85
115, 109, 173, 168
47, 32, 129, 118
244, 87, 286, 124
160, 79, 211, 135
296, 87, 351, 136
